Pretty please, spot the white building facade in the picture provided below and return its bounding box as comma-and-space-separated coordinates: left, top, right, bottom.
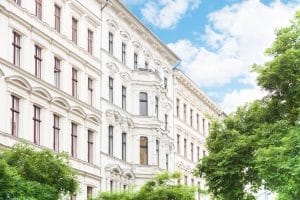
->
0, 0, 223, 199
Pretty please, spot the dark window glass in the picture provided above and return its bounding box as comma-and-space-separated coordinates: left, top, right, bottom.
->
145, 61, 149, 69
11, 96, 19, 137
109, 32, 113, 54
122, 86, 126, 110
156, 140, 159, 166
35, 0, 42, 19
122, 43, 126, 65
88, 78, 93, 105
191, 142, 194, 161
197, 146, 200, 161
177, 134, 180, 154
164, 77, 167, 89
196, 114, 199, 131
183, 104, 187, 122
12, 32, 21, 67
72, 18, 78, 44
202, 118, 205, 135
54, 4, 61, 32
33, 105, 41, 145
140, 137, 148, 165
87, 186, 93, 199
184, 138, 187, 157
72, 68, 78, 98
14, 0, 21, 6
53, 114, 60, 151
165, 114, 168, 131
155, 96, 159, 118
71, 122, 77, 158
88, 29, 93, 54
190, 109, 193, 127
88, 130, 93, 163
34, 45, 42, 78
108, 126, 113, 156
109, 77, 113, 103
54, 57, 61, 88
134, 53, 138, 69
139, 92, 148, 116
166, 153, 169, 170
176, 99, 179, 117
122, 132, 126, 161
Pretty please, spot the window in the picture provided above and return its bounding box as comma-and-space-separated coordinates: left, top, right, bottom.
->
70, 195, 76, 200
72, 18, 78, 44
191, 179, 194, 186
203, 150, 206, 157
196, 114, 199, 131
177, 134, 180, 154
184, 138, 187, 157
184, 176, 188, 185
35, 0, 42, 20
140, 137, 148, 165
12, 32, 21, 67
139, 92, 148, 116
53, 114, 60, 152
33, 105, 41, 145
202, 118, 205, 135
71, 122, 77, 158
11, 96, 19, 137
54, 57, 61, 88
88, 130, 93, 163
156, 140, 159, 166
110, 180, 113, 192
191, 143, 194, 161
122, 86, 126, 110
122, 132, 126, 161
164, 77, 168, 89
183, 104, 187, 122
134, 53, 138, 69
108, 126, 113, 156
14, 0, 21, 6
88, 78, 93, 105
190, 109, 193, 127
176, 99, 179, 117
122, 43, 126, 65
88, 29, 93, 54
164, 114, 168, 131
72, 68, 78, 98
108, 32, 113, 54
87, 186, 93, 200
166, 153, 169, 170
34, 45, 42, 78
54, 4, 61, 32
145, 61, 149, 69
155, 96, 159, 118
197, 146, 200, 161
109, 77, 113, 103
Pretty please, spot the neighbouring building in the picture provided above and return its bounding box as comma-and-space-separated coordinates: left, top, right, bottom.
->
0, 0, 223, 199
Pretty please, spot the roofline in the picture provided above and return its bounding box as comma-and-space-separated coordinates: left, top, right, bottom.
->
111, 0, 181, 64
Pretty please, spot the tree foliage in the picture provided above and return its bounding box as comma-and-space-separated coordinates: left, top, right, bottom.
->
94, 172, 196, 200
195, 11, 300, 200
0, 144, 78, 200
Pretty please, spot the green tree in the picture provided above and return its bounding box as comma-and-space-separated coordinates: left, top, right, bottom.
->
195, 11, 300, 200
0, 144, 78, 200
94, 172, 196, 200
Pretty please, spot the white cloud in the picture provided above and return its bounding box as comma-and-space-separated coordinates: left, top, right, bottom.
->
141, 0, 201, 29
168, 0, 300, 112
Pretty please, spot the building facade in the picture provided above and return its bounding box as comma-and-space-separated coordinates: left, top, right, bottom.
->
0, 0, 223, 199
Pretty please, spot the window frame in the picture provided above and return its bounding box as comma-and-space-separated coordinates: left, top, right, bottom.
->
139, 92, 148, 116
121, 42, 126, 65
72, 17, 78, 44
54, 4, 61, 32
122, 86, 126, 110
33, 105, 41, 145
12, 32, 21, 67
72, 68, 78, 98
88, 130, 93, 163
71, 122, 78, 158
53, 114, 60, 152
88, 29, 93, 54
109, 77, 113, 103
88, 78, 93, 106
122, 132, 127, 161
34, 45, 42, 78
108, 32, 113, 55
11, 95, 19, 137
35, 0, 42, 20
140, 137, 148, 165
108, 125, 113, 156
54, 57, 61, 88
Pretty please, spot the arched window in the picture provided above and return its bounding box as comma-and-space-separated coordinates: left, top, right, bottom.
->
139, 92, 148, 116
140, 137, 148, 165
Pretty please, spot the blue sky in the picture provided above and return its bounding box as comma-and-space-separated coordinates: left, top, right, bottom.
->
123, 0, 300, 113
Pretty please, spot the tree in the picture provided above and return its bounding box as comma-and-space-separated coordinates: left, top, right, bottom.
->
94, 172, 196, 200
0, 144, 78, 200
195, 11, 300, 200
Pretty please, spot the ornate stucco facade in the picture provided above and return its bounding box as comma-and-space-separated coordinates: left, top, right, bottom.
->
0, 0, 223, 199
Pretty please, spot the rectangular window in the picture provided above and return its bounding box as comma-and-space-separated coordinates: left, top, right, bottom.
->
134, 53, 138, 69
165, 114, 168, 131
176, 99, 179, 117
196, 114, 199, 131
177, 134, 180, 154
164, 77, 168, 89
122, 86, 126, 110
122, 132, 126, 161
53, 114, 60, 152
88, 130, 93, 163
108, 126, 113, 156
54, 4, 61, 32
88, 78, 93, 106
11, 96, 19, 137
203, 118, 205, 135
145, 61, 149, 69
35, 0, 42, 20
12, 32, 21, 67
87, 186, 93, 200
184, 138, 187, 157
191, 143, 194, 161
110, 180, 113, 192
197, 146, 200, 161
109, 77, 113, 103
190, 109, 193, 127
72, 68, 78, 98
184, 176, 188, 185
156, 140, 159, 166
122, 43, 126, 65
88, 29, 93, 54
183, 104, 187, 122
108, 32, 113, 54
72, 18, 78, 44
140, 137, 148, 165
14, 0, 21, 6
166, 153, 169, 170
33, 105, 41, 145
54, 57, 61, 88
71, 122, 77, 158
191, 179, 194, 186
139, 92, 148, 116
34, 45, 42, 78
155, 96, 159, 118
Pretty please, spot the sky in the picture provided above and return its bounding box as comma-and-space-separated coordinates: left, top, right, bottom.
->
122, 0, 300, 113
